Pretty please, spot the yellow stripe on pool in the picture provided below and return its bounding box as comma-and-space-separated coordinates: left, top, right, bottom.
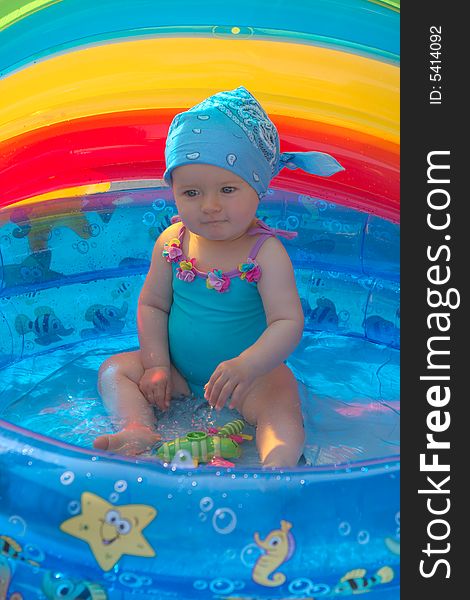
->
0, 37, 399, 143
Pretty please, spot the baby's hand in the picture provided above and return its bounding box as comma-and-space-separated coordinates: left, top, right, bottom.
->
204, 357, 256, 411
139, 366, 172, 411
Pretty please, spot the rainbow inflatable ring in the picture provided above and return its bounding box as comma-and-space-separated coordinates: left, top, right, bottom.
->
0, 1, 400, 599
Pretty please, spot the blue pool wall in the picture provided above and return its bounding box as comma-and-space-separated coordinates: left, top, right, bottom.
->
0, 187, 399, 372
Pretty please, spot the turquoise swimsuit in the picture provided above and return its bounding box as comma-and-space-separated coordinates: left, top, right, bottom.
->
163, 219, 293, 397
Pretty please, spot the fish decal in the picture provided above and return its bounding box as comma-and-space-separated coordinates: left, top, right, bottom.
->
5, 206, 94, 252
42, 571, 108, 600
97, 212, 113, 224
111, 281, 132, 300
306, 237, 336, 254
252, 520, 295, 587
83, 196, 118, 224
119, 257, 151, 270
1, 250, 64, 289
10, 208, 31, 239
364, 315, 399, 348
149, 214, 172, 239
23, 290, 40, 305
310, 297, 339, 330
81, 302, 128, 338
15, 306, 74, 345
334, 566, 394, 594
384, 536, 400, 556
0, 535, 39, 568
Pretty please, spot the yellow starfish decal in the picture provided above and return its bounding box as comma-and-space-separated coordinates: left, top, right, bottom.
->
60, 492, 157, 571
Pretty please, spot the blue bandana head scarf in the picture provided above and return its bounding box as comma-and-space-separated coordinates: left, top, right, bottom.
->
164, 86, 344, 198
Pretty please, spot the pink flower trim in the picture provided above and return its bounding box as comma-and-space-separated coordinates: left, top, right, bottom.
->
162, 238, 183, 263
206, 269, 231, 293
238, 259, 261, 283
176, 258, 197, 282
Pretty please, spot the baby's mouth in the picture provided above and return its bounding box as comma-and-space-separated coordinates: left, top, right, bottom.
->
202, 219, 228, 224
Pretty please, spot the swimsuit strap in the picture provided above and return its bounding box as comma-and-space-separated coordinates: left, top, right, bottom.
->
247, 219, 298, 260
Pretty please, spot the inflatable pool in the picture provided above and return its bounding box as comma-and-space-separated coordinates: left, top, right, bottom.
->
0, 1, 400, 598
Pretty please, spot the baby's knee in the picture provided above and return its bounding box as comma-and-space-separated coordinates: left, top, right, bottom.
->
268, 365, 301, 403
97, 355, 130, 392
98, 351, 144, 393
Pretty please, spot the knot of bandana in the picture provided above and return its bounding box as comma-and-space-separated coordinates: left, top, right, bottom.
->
164, 86, 344, 198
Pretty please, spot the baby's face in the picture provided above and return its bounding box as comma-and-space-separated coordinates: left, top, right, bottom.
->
171, 164, 259, 241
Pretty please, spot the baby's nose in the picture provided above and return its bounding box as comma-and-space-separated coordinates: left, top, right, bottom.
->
201, 193, 222, 212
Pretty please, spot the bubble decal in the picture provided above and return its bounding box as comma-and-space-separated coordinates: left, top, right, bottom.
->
118, 572, 152, 587
212, 508, 237, 534
73, 241, 90, 254
240, 543, 261, 567
67, 500, 81, 515
338, 521, 351, 536
199, 496, 214, 512
152, 198, 167, 211
60, 471, 75, 485
114, 480, 127, 493
193, 580, 208, 590
209, 578, 235, 594
288, 577, 315, 594
289, 579, 330, 595
142, 212, 156, 226
357, 530, 370, 545
7, 515, 27, 536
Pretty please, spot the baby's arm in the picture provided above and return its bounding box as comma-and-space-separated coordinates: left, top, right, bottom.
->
205, 237, 303, 409
137, 223, 180, 408
242, 236, 304, 371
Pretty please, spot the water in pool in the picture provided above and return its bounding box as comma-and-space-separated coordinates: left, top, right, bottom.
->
0, 330, 399, 468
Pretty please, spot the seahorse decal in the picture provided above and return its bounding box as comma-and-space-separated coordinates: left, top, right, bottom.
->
252, 520, 295, 587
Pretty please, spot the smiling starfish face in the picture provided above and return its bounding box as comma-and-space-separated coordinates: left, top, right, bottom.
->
60, 492, 157, 571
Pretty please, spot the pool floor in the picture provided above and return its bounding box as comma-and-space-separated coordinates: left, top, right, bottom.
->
0, 332, 399, 468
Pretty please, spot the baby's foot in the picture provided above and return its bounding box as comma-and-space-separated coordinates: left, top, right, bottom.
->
93, 426, 161, 456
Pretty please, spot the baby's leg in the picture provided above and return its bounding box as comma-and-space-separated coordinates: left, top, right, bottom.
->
93, 350, 190, 455
238, 364, 305, 468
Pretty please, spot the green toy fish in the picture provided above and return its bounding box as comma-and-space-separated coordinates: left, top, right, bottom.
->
156, 419, 249, 464
42, 571, 107, 599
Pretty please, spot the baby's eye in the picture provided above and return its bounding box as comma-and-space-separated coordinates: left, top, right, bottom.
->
183, 190, 199, 198
222, 187, 236, 193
